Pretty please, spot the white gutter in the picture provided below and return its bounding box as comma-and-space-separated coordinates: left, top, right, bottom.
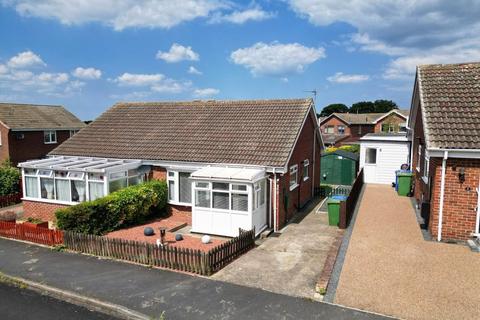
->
437, 151, 448, 241
428, 148, 480, 159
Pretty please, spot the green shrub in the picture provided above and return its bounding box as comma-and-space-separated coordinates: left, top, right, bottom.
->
0, 160, 20, 196
55, 180, 168, 235
325, 144, 360, 154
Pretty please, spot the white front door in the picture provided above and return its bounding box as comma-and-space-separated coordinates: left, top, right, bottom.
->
363, 147, 378, 183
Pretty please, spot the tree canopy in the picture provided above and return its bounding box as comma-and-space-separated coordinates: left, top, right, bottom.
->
319, 103, 349, 116
319, 100, 399, 116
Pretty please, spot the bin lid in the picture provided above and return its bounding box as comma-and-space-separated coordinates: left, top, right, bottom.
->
331, 195, 348, 201
397, 172, 413, 177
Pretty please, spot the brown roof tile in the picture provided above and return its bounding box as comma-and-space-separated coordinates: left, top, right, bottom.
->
50, 99, 314, 167
418, 62, 480, 149
0, 103, 85, 130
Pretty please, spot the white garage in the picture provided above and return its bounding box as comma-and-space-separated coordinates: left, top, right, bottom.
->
359, 133, 410, 184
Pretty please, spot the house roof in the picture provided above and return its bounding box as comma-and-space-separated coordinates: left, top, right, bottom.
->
321, 134, 350, 145
320, 109, 409, 125
416, 62, 480, 150
50, 99, 317, 168
0, 103, 85, 131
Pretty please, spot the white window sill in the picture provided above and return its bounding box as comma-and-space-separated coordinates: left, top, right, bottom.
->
289, 183, 299, 191
22, 197, 79, 206
303, 177, 309, 182
422, 176, 429, 184
168, 200, 192, 207
416, 167, 420, 172
44, 142, 57, 145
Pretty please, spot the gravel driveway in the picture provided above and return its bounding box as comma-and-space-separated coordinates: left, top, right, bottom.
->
335, 184, 480, 320
212, 199, 343, 300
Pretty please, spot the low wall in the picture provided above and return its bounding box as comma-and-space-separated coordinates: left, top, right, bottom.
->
22, 200, 69, 222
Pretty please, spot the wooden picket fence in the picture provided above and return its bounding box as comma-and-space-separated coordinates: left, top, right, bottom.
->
339, 168, 364, 229
64, 228, 256, 276
0, 221, 64, 246
0, 193, 22, 208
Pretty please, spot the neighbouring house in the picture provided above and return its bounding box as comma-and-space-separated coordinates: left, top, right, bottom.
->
18, 99, 323, 237
359, 133, 410, 184
320, 150, 358, 186
0, 103, 85, 165
319, 109, 409, 146
409, 62, 480, 242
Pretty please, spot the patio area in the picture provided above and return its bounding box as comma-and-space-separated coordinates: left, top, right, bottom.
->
105, 214, 227, 252
335, 184, 480, 320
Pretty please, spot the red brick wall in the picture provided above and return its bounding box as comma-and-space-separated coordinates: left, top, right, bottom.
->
374, 113, 407, 132
8, 130, 72, 165
429, 158, 479, 241
342, 124, 375, 144
320, 116, 350, 136
22, 200, 69, 222
150, 166, 167, 180
275, 114, 321, 229
0, 123, 9, 163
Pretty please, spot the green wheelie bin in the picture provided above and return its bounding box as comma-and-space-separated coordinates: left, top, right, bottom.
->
397, 172, 413, 196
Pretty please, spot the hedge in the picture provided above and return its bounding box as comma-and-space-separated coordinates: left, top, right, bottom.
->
325, 144, 360, 154
55, 180, 168, 235
0, 160, 21, 196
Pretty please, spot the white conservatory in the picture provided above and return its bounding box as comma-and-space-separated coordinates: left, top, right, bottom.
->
18, 156, 147, 205
190, 166, 267, 237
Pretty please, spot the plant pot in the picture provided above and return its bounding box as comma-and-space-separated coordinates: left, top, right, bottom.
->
23, 221, 49, 229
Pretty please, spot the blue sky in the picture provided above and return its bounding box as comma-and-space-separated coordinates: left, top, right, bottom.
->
1, 1, 479, 120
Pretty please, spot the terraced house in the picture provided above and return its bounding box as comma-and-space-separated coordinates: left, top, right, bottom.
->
0, 103, 85, 165
409, 62, 480, 242
18, 99, 323, 237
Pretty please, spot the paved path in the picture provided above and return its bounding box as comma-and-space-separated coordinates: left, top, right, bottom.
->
0, 238, 388, 320
213, 200, 343, 299
335, 184, 480, 320
0, 283, 116, 320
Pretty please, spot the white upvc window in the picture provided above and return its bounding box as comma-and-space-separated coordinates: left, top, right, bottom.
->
44, 130, 57, 144
167, 170, 192, 205
289, 165, 298, 191
423, 156, 430, 182
193, 181, 249, 212
416, 144, 422, 172
303, 159, 310, 181
253, 180, 266, 210
324, 126, 334, 134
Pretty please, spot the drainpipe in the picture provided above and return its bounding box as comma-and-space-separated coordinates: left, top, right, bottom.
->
409, 129, 414, 169
475, 178, 480, 236
268, 175, 273, 229
437, 150, 448, 241
273, 169, 278, 232
312, 129, 316, 198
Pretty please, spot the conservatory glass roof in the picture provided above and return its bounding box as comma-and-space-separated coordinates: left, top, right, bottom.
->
18, 156, 142, 173
190, 166, 265, 182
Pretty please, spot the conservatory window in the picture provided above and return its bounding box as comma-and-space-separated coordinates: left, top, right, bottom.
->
231, 193, 248, 212
195, 182, 211, 208
25, 176, 38, 198
71, 180, 86, 202
89, 182, 104, 201
55, 179, 70, 202
254, 180, 265, 209
40, 178, 55, 200
213, 183, 229, 210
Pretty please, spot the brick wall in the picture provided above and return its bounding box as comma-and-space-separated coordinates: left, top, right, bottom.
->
429, 158, 479, 241
275, 114, 321, 229
0, 123, 9, 163
320, 116, 350, 136
8, 130, 72, 165
22, 200, 69, 222
374, 113, 407, 133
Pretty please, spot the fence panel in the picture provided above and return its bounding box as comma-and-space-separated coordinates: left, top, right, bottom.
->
339, 169, 364, 229
0, 221, 63, 246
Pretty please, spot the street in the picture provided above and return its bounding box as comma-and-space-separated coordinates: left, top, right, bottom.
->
0, 282, 116, 320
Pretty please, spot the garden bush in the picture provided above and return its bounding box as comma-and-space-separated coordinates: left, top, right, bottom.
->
0, 160, 21, 196
56, 180, 168, 235
325, 144, 360, 154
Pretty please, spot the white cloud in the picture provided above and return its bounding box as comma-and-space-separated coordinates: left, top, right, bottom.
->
7, 50, 46, 68
188, 66, 202, 75
210, 5, 274, 24
114, 72, 190, 93
72, 67, 102, 79
230, 42, 325, 76
0, 64, 7, 74
327, 72, 369, 83
287, 0, 480, 78
6, 0, 226, 30
193, 88, 219, 97
156, 43, 199, 63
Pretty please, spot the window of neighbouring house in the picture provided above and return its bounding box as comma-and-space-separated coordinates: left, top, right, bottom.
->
44, 130, 57, 144
289, 165, 298, 190
417, 144, 422, 172
303, 159, 309, 181
69, 130, 79, 137
399, 123, 407, 132
365, 148, 377, 164
324, 126, 334, 134
167, 170, 192, 205
337, 125, 345, 134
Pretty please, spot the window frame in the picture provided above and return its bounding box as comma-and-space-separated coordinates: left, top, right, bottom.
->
193, 181, 250, 213
337, 125, 345, 135
43, 130, 57, 144
324, 125, 334, 134
69, 130, 79, 137
422, 155, 430, 183
365, 148, 377, 165
289, 164, 299, 191
166, 170, 193, 206
303, 159, 310, 181
416, 144, 422, 172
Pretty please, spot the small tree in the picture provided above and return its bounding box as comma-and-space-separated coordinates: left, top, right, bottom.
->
319, 103, 349, 116
0, 159, 20, 196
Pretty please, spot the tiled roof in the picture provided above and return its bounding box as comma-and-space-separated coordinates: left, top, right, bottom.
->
321, 110, 408, 125
418, 62, 480, 149
51, 99, 315, 167
321, 134, 350, 144
0, 103, 85, 130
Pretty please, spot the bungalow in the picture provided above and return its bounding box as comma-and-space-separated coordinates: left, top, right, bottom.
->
18, 99, 323, 237
0, 103, 85, 165
409, 62, 480, 242
319, 109, 409, 146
